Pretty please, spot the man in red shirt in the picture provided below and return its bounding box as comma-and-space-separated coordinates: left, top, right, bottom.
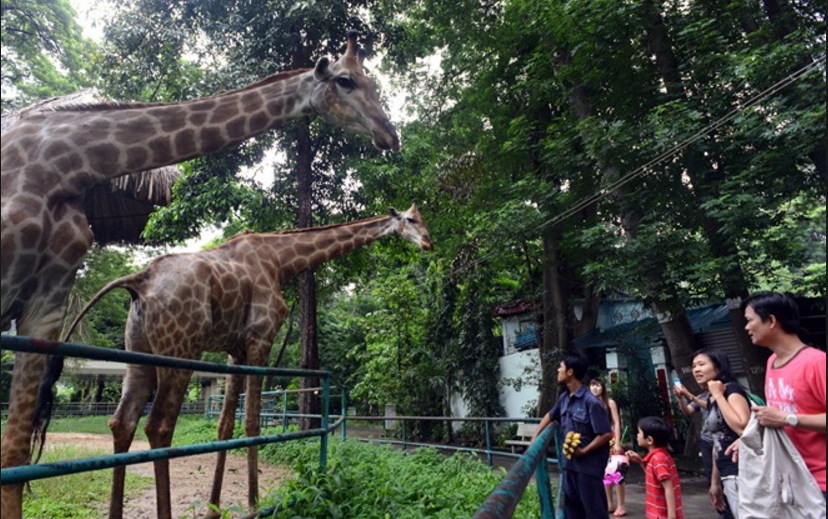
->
743, 292, 827, 499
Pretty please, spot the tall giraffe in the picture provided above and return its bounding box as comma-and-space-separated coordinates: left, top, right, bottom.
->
0, 31, 398, 518
62, 204, 433, 519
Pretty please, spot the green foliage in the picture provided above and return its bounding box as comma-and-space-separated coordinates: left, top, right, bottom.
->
454, 269, 505, 427
1, 0, 95, 110
1, 350, 12, 403
63, 246, 140, 348
610, 339, 667, 432
259, 438, 547, 519
22, 444, 152, 519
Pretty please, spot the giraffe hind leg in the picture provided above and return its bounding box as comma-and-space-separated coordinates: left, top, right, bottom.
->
143, 367, 193, 519
206, 370, 243, 519
108, 363, 156, 519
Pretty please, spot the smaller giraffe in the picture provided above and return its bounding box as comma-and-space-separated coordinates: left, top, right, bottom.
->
62, 204, 433, 519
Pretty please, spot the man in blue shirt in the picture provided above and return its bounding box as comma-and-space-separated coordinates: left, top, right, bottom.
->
533, 351, 613, 519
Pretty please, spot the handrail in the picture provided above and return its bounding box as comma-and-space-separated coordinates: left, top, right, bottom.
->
0, 419, 344, 485
1, 335, 328, 378
472, 423, 559, 519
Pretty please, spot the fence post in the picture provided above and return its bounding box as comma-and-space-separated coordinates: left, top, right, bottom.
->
282, 392, 289, 433
320, 376, 331, 473
535, 456, 555, 519
341, 391, 347, 442
402, 419, 407, 452
485, 419, 493, 468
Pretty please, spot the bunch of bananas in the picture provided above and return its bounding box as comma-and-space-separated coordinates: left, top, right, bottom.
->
563, 431, 582, 460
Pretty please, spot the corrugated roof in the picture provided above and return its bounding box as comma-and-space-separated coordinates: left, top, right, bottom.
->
494, 301, 537, 317
573, 303, 732, 349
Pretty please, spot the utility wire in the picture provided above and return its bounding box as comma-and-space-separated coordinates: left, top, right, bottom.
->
450, 55, 826, 277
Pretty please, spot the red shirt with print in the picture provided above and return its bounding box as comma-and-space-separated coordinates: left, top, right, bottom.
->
643, 447, 684, 519
765, 347, 827, 492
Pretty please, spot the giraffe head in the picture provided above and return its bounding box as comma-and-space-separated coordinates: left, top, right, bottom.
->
389, 202, 434, 251
311, 31, 400, 152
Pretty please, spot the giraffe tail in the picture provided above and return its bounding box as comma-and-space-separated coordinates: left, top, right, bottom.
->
61, 274, 141, 343
30, 274, 140, 464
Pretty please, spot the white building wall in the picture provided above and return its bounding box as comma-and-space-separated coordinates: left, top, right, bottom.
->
451, 349, 542, 420
450, 301, 664, 421
498, 348, 541, 417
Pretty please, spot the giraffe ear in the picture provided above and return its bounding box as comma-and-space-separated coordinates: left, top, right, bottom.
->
388, 208, 400, 218
314, 57, 332, 81
356, 48, 370, 67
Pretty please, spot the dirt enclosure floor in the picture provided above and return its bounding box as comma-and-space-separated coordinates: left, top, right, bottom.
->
46, 433, 291, 519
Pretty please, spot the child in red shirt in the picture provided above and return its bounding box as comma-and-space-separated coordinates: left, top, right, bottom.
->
626, 417, 684, 519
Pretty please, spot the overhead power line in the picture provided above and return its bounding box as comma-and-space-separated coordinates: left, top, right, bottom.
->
453, 55, 826, 276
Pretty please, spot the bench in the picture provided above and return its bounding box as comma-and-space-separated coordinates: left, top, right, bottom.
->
504, 422, 537, 453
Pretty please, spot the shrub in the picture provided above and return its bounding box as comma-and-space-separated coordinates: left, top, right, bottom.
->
258, 438, 549, 518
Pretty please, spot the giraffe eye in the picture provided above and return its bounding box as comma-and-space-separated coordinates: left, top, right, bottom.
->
336, 76, 355, 89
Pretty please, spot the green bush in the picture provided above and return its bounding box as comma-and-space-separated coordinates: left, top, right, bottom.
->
258, 438, 550, 519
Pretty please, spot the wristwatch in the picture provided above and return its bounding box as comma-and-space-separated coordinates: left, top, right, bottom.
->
785, 414, 799, 427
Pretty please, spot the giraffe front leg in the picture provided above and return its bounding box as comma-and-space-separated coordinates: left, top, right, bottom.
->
1, 352, 49, 519
108, 363, 156, 519
206, 370, 243, 519
244, 372, 263, 511
2, 308, 66, 519
144, 368, 192, 519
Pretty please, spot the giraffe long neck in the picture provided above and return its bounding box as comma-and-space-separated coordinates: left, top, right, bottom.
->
262, 216, 396, 282
31, 70, 317, 189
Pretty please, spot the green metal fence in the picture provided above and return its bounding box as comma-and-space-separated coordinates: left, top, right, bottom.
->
210, 390, 565, 518
0, 334, 337, 517
2, 334, 562, 518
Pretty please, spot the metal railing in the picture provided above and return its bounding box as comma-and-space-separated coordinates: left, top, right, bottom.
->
3, 335, 563, 518
0, 335, 336, 518
1, 401, 204, 420
212, 390, 565, 518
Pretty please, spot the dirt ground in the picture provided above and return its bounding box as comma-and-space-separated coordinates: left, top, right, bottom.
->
46, 433, 291, 519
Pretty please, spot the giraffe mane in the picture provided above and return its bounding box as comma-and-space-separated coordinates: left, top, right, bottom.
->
41, 69, 312, 114
276, 215, 387, 235
221, 215, 389, 245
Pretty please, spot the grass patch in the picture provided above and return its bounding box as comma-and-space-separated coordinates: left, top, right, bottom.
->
22, 444, 153, 519
39, 414, 211, 443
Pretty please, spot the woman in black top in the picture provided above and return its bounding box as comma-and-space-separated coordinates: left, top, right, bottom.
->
693, 349, 751, 518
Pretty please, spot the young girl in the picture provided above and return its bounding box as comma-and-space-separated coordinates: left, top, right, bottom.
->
590, 377, 628, 517
691, 349, 751, 518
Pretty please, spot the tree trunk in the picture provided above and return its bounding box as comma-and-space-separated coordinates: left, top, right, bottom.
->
762, 0, 798, 40
538, 235, 568, 416
295, 117, 321, 431
655, 306, 702, 395
94, 375, 105, 403
642, 2, 770, 395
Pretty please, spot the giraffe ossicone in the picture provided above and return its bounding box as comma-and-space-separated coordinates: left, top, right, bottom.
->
61, 204, 432, 519
0, 31, 398, 519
